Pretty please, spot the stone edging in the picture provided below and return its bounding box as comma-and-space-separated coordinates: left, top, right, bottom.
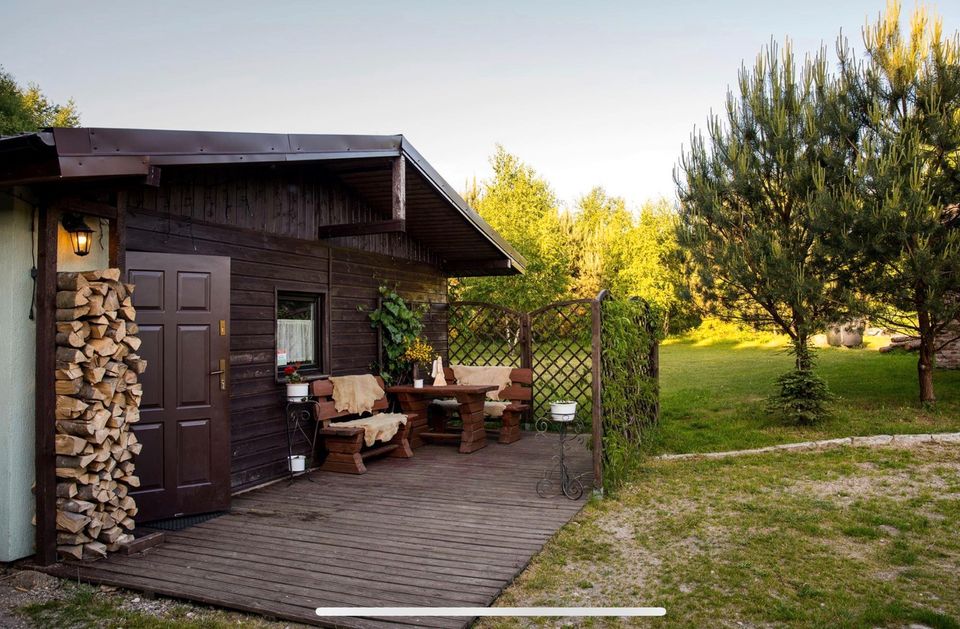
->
655, 432, 960, 461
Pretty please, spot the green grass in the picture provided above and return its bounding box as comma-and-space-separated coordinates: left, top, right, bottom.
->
486, 444, 960, 628
16, 582, 285, 629
648, 332, 960, 455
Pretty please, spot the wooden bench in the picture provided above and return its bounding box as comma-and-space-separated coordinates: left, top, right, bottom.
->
310, 377, 413, 474
429, 367, 532, 444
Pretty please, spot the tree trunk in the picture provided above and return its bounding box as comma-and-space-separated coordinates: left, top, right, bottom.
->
917, 309, 936, 404
794, 333, 812, 372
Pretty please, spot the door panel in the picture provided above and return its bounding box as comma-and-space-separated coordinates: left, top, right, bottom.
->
126, 252, 231, 522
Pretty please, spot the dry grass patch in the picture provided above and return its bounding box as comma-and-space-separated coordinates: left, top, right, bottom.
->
484, 443, 960, 628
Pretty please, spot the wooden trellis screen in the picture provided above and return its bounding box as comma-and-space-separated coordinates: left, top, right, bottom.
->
447, 298, 602, 485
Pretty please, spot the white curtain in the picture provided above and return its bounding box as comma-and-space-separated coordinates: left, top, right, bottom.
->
277, 319, 315, 363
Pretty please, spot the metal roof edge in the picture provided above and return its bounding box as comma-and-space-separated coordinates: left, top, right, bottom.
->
398, 136, 527, 274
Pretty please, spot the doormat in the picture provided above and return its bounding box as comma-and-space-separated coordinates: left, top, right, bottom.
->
141, 511, 226, 532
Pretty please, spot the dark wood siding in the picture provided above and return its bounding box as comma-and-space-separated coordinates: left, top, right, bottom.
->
125, 164, 448, 491
127, 163, 441, 266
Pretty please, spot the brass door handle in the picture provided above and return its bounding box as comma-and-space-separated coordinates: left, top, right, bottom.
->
212, 359, 226, 390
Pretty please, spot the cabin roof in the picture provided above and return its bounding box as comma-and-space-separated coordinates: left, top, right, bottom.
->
0, 128, 525, 275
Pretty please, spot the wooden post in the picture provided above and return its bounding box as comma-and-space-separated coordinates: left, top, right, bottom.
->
650, 340, 660, 424
34, 203, 60, 565
591, 296, 603, 492
519, 312, 532, 425
109, 191, 126, 273
392, 155, 406, 222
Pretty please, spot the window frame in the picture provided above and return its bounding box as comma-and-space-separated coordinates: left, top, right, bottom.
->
274, 288, 330, 384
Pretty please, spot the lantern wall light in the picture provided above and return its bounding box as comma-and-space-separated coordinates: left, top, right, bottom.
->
61, 213, 94, 257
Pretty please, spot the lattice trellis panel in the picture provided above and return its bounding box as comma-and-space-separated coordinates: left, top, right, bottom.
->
529, 300, 595, 432
447, 302, 523, 367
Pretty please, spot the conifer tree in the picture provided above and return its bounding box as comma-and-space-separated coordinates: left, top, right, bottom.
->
823, 2, 960, 403
675, 40, 857, 423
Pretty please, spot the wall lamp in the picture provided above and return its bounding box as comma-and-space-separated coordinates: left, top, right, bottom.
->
61, 212, 94, 257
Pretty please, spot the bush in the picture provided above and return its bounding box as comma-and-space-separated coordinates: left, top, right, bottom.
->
768, 366, 832, 425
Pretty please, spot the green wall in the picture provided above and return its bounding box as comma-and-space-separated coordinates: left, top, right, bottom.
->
0, 191, 38, 562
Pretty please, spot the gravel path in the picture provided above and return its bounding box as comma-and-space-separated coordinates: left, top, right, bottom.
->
655, 431, 960, 461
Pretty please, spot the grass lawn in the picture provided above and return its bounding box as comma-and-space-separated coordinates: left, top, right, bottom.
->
486, 443, 960, 628
648, 332, 960, 455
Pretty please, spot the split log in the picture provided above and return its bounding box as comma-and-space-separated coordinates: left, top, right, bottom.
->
56, 290, 90, 308
56, 329, 86, 348
56, 395, 89, 419
56, 306, 90, 321
56, 347, 87, 364
55, 378, 82, 395
57, 532, 90, 545
56, 364, 84, 380
87, 337, 117, 357
56, 510, 90, 534
56, 482, 77, 498
57, 272, 89, 291
85, 268, 121, 282
57, 545, 84, 560
55, 434, 88, 456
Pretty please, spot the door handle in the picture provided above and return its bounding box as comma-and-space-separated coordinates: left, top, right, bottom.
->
211, 359, 226, 390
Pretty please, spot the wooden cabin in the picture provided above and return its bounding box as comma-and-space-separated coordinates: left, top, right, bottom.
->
0, 128, 525, 564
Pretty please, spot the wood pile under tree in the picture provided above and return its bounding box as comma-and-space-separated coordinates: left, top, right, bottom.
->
50, 269, 146, 561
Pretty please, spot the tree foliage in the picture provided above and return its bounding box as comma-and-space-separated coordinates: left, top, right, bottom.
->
675, 40, 859, 422
0, 66, 79, 134
455, 150, 690, 329
453, 147, 571, 311
820, 1, 960, 403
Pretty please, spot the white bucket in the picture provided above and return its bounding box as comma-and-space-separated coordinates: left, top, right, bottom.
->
550, 401, 577, 422
286, 382, 309, 402
289, 455, 306, 473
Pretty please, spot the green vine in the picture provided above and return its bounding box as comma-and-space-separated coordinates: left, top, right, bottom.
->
600, 297, 663, 492
366, 286, 427, 384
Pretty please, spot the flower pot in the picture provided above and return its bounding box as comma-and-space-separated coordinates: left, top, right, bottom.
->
288, 455, 306, 473
286, 382, 309, 402
550, 401, 577, 422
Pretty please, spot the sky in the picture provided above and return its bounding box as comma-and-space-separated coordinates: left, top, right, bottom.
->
3, 1, 960, 210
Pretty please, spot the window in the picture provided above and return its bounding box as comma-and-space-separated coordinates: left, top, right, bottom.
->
276, 291, 326, 380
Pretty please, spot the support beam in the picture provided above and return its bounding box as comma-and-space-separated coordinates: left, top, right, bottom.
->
392, 155, 406, 221
441, 259, 514, 276
35, 203, 60, 565
109, 192, 126, 272
317, 219, 406, 239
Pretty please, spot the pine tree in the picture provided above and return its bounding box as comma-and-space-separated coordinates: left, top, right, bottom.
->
675, 40, 857, 423
823, 1, 960, 403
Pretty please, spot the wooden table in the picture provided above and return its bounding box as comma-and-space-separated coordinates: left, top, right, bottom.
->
386, 384, 497, 453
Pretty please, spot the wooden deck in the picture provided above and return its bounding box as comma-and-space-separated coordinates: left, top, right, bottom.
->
51, 433, 591, 628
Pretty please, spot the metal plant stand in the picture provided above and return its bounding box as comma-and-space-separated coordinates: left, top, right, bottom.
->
537, 418, 584, 500
285, 400, 320, 483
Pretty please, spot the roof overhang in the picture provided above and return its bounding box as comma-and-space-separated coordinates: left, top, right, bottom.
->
0, 127, 525, 276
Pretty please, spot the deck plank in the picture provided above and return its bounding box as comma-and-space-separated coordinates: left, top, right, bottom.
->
54, 432, 591, 628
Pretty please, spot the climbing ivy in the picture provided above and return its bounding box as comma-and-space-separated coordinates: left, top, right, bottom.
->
366, 286, 427, 384
600, 297, 663, 492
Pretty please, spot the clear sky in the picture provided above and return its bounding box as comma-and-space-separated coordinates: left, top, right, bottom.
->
2, 1, 959, 210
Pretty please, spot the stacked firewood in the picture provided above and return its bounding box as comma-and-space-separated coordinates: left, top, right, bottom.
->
53, 269, 146, 560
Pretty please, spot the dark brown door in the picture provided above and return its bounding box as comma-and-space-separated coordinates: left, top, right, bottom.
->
125, 252, 231, 522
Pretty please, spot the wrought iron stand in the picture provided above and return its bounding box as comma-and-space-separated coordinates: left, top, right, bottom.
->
285, 400, 320, 483
536, 419, 584, 500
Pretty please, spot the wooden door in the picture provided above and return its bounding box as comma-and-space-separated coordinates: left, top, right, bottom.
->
125, 252, 231, 522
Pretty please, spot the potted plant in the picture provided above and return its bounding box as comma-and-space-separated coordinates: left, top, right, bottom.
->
550, 400, 577, 422
284, 362, 309, 401
402, 337, 434, 388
